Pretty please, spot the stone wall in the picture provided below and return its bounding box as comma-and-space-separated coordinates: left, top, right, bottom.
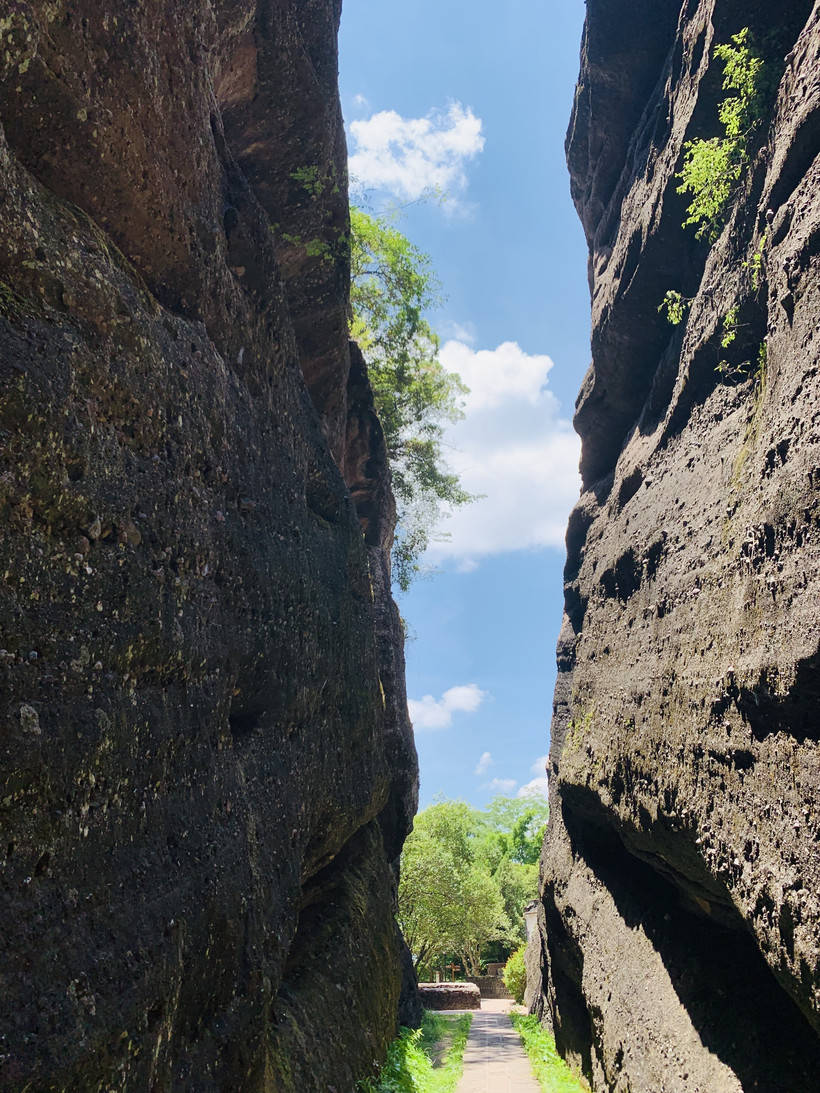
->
466, 976, 513, 1000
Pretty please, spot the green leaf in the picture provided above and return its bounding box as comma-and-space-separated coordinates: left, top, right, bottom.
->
676, 29, 766, 241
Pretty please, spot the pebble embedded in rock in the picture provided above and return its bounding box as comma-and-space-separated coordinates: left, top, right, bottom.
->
122, 520, 141, 546
19, 704, 41, 734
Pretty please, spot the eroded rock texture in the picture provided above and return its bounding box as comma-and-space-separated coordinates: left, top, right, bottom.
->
537, 2, 820, 1090
0, 2, 418, 1089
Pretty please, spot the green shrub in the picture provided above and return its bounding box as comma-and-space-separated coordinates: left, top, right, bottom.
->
658, 289, 690, 326
745, 228, 768, 292
721, 303, 740, 348
677, 28, 766, 241
503, 944, 527, 1004
716, 334, 767, 384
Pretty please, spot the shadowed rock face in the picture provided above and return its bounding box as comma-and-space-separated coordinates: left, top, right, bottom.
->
537, 2, 820, 1090
0, 2, 417, 1089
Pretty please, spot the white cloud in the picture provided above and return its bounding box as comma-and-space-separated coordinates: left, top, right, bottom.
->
517, 777, 548, 799
444, 340, 554, 413
488, 777, 518, 794
518, 755, 549, 798
474, 751, 493, 775
427, 340, 581, 562
348, 102, 484, 203
353, 93, 370, 109
518, 776, 549, 799
408, 682, 486, 731
441, 319, 477, 345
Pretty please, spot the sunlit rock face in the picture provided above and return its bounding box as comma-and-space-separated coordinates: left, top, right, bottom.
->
0, 2, 417, 1089
535, 1, 820, 1090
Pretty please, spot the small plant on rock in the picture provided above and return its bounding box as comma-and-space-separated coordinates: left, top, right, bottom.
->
658, 289, 691, 326
720, 304, 741, 348
745, 228, 769, 292
677, 28, 766, 242
730, 342, 769, 486
566, 707, 594, 749
717, 337, 767, 384
290, 164, 324, 198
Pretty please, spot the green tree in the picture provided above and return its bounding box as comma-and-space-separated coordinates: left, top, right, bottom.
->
397, 797, 546, 975
477, 796, 547, 946
398, 801, 485, 972
349, 207, 473, 590
398, 825, 463, 972
453, 864, 510, 976
493, 857, 538, 948
482, 795, 549, 865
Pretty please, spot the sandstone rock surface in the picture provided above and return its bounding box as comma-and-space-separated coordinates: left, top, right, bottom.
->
0, 1, 417, 1089
537, 2, 820, 1090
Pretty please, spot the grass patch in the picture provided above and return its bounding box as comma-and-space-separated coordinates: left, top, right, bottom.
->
511, 1014, 588, 1093
358, 1011, 472, 1093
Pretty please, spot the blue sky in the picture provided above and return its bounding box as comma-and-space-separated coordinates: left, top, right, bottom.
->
339, 0, 590, 808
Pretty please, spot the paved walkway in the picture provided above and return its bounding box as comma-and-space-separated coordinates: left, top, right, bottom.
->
455, 999, 540, 1092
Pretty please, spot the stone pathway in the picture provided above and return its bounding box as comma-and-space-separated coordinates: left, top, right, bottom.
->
455, 999, 540, 1092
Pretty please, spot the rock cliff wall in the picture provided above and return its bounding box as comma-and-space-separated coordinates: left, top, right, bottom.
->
536, 2, 820, 1090
0, 2, 417, 1089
